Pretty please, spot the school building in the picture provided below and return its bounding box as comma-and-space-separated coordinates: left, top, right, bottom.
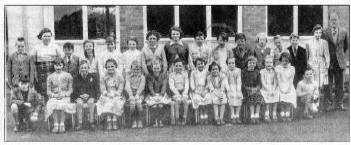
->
5, 5, 349, 61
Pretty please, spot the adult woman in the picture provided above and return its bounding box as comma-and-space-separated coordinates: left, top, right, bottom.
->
31, 28, 61, 102
141, 30, 168, 75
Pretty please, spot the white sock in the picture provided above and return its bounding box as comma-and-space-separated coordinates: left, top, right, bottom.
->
280, 112, 285, 117
286, 112, 290, 117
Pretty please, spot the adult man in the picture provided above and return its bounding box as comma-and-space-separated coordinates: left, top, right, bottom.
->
322, 12, 349, 111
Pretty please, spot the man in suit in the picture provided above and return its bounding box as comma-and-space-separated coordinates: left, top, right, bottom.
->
287, 33, 308, 87
322, 12, 349, 111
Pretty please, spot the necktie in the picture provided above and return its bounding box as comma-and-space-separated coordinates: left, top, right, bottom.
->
68, 56, 71, 65
293, 47, 297, 57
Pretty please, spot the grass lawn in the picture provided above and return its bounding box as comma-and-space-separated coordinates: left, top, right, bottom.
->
5, 108, 349, 142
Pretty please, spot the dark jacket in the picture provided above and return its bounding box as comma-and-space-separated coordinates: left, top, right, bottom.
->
71, 73, 100, 103
63, 55, 80, 77
322, 27, 349, 69
164, 41, 189, 69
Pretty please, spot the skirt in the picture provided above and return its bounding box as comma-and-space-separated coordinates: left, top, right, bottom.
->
190, 93, 212, 109
278, 90, 297, 108
45, 97, 76, 120
145, 94, 172, 106
227, 91, 243, 106
96, 95, 125, 116
260, 89, 279, 104
244, 88, 264, 105
35, 61, 55, 102
207, 90, 227, 105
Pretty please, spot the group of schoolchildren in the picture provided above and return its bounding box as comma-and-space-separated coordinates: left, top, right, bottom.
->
6, 24, 330, 133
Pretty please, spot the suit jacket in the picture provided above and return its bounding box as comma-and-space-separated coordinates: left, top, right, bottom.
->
63, 55, 80, 77
287, 45, 308, 76
71, 73, 100, 103
7, 52, 33, 86
322, 27, 349, 69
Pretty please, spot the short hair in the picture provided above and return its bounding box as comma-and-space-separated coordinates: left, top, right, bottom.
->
37, 28, 52, 40
289, 33, 299, 40
63, 42, 74, 51
226, 57, 235, 65
130, 60, 142, 70
105, 36, 115, 44
312, 24, 323, 33
173, 58, 184, 65
19, 75, 30, 83
53, 57, 64, 65
79, 59, 89, 67
169, 26, 184, 39
255, 32, 268, 43
329, 11, 340, 20
208, 61, 221, 72
247, 56, 258, 64
235, 33, 246, 41
146, 30, 161, 41
194, 31, 206, 39
83, 40, 95, 58
105, 58, 118, 69
273, 35, 281, 41
264, 55, 274, 64
151, 57, 164, 72
17, 37, 25, 42
194, 58, 206, 67
217, 32, 228, 42
279, 52, 292, 62
127, 36, 139, 45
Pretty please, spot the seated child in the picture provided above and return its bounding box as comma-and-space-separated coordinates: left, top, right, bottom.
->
190, 58, 211, 124
242, 56, 264, 124
145, 58, 171, 127
11, 77, 44, 132
206, 62, 229, 125
96, 59, 125, 131
260, 56, 279, 122
71, 60, 100, 130
169, 58, 189, 125
125, 60, 146, 128
296, 67, 319, 119
45, 58, 75, 133
225, 57, 243, 124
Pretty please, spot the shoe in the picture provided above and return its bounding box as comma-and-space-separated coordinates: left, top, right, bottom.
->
113, 123, 118, 130
52, 124, 59, 133
159, 121, 164, 127
153, 120, 158, 128
59, 123, 65, 133
272, 114, 278, 122
236, 118, 242, 124
131, 121, 137, 129
305, 114, 313, 119
220, 119, 225, 125
216, 119, 221, 126
337, 104, 347, 111
90, 123, 96, 130
265, 115, 270, 123
137, 120, 143, 128
232, 118, 237, 124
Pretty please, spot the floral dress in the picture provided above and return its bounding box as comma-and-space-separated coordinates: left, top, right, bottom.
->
206, 73, 228, 105
242, 68, 264, 105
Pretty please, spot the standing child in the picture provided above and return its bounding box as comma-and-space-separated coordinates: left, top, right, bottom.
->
125, 60, 146, 128
169, 58, 189, 125
272, 35, 284, 66
211, 32, 233, 72
45, 58, 74, 133
122, 37, 143, 74
242, 56, 264, 124
62, 42, 80, 78
287, 33, 307, 87
226, 57, 243, 124
7, 37, 33, 89
10, 77, 44, 132
190, 58, 211, 124
96, 59, 125, 131
260, 56, 279, 122
296, 67, 319, 119
83, 40, 100, 79
206, 62, 228, 125
275, 52, 297, 121
146, 58, 171, 127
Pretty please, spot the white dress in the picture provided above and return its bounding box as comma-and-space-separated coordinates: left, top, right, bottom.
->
275, 64, 297, 107
260, 69, 279, 103
226, 68, 243, 106
190, 69, 211, 109
306, 39, 330, 87
206, 73, 228, 105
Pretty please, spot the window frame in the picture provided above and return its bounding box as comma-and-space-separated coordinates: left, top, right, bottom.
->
144, 5, 242, 42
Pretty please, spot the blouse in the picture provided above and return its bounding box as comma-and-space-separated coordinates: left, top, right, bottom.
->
125, 73, 146, 96
46, 71, 73, 98
169, 71, 189, 95
100, 72, 125, 97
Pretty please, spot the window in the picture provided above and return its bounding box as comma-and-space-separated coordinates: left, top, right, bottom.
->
211, 6, 237, 37
54, 6, 83, 40
88, 6, 116, 39
179, 6, 206, 37
267, 5, 293, 36
298, 6, 323, 36
147, 6, 174, 38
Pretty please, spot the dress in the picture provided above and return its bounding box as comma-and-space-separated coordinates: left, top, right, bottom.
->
306, 39, 330, 87
145, 73, 172, 106
226, 68, 243, 106
141, 44, 168, 74
260, 69, 279, 103
45, 71, 75, 119
125, 73, 146, 105
242, 69, 264, 105
296, 80, 319, 104
190, 69, 211, 109
96, 72, 125, 116
206, 73, 228, 105
275, 64, 297, 107
168, 71, 189, 102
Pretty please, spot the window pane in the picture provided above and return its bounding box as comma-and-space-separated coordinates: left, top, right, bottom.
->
298, 6, 323, 36
88, 6, 116, 39
180, 6, 206, 38
268, 6, 293, 36
147, 6, 174, 38
54, 6, 83, 40
211, 6, 237, 37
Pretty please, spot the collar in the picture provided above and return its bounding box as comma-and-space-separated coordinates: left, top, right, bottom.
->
170, 40, 183, 46
16, 51, 27, 55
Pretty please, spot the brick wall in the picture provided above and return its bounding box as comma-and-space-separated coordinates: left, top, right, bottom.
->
242, 6, 267, 48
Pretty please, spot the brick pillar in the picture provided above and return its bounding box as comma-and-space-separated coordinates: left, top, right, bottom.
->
242, 6, 267, 48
